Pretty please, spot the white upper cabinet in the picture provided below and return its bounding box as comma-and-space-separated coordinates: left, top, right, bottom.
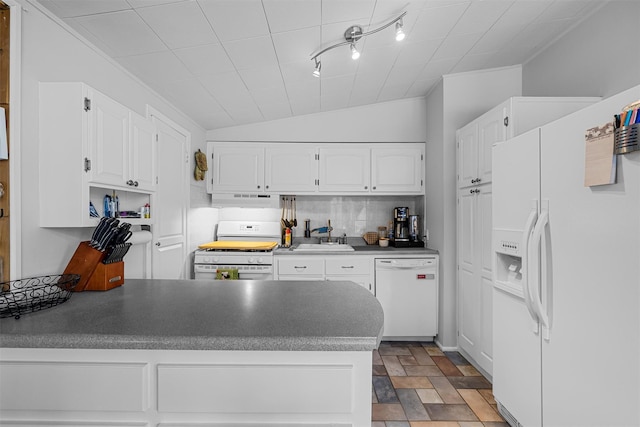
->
208, 142, 425, 195
87, 90, 130, 187
265, 145, 317, 193
129, 112, 157, 192
210, 143, 265, 193
318, 147, 370, 193
39, 82, 154, 227
371, 146, 424, 194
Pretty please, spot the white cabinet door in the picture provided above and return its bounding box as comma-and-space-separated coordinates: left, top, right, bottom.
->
325, 256, 373, 294
457, 123, 478, 189
326, 275, 373, 294
211, 143, 264, 193
318, 147, 370, 193
129, 112, 157, 191
265, 145, 317, 193
476, 102, 508, 186
88, 89, 130, 187
371, 146, 423, 193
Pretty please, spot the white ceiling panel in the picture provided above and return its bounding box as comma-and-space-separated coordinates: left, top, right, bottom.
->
263, 0, 321, 33
117, 51, 193, 83
449, 1, 513, 36
173, 43, 236, 76
76, 10, 166, 57
321, 0, 376, 25
35, 0, 607, 130
136, 1, 219, 49
224, 35, 279, 70
272, 27, 321, 65
41, 0, 130, 18
198, 0, 269, 42
238, 65, 284, 91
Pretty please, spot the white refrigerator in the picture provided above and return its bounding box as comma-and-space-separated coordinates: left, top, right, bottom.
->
492, 85, 640, 426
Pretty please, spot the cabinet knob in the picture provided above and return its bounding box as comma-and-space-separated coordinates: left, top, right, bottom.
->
134, 181, 139, 187
155, 242, 161, 246
257, 185, 261, 189
372, 186, 376, 190
476, 178, 481, 183
126, 179, 134, 186
266, 185, 269, 189
364, 186, 368, 190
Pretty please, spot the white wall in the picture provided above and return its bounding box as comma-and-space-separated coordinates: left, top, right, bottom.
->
16, 0, 206, 277
425, 66, 522, 350
523, 0, 640, 98
207, 97, 427, 142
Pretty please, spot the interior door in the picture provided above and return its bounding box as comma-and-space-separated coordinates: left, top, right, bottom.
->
152, 117, 187, 279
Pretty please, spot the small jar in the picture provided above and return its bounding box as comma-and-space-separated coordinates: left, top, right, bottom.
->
378, 226, 387, 239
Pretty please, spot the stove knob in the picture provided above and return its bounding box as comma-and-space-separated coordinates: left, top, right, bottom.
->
212, 256, 220, 263
248, 257, 255, 264
202, 256, 211, 263
256, 257, 264, 264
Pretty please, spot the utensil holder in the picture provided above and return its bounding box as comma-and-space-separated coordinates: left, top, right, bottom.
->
614, 123, 639, 154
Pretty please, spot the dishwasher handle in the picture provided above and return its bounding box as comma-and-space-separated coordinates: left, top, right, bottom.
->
376, 258, 436, 269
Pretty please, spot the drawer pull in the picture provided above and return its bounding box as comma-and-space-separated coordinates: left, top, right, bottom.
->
341, 266, 355, 269
294, 266, 307, 269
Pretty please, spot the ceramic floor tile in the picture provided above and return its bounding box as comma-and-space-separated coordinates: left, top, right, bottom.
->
425, 404, 479, 421
458, 365, 482, 377
410, 423, 463, 427
391, 376, 434, 389
373, 364, 388, 376
444, 351, 471, 366
458, 389, 503, 422
371, 422, 386, 427
399, 355, 419, 365
432, 356, 463, 376
373, 375, 400, 403
446, 376, 492, 390
379, 346, 413, 356
481, 422, 510, 427
386, 422, 411, 427
404, 365, 444, 377
383, 355, 408, 376
477, 389, 497, 405
397, 388, 431, 421
428, 376, 465, 404
416, 388, 444, 404
372, 387, 378, 403
373, 350, 384, 365
458, 422, 485, 427
409, 346, 436, 365
423, 344, 445, 357
372, 403, 408, 421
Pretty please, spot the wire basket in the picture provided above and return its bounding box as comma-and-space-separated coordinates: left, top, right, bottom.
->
0, 274, 80, 319
363, 232, 379, 245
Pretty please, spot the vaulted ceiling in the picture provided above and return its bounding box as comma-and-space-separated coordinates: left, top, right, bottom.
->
36, 0, 603, 130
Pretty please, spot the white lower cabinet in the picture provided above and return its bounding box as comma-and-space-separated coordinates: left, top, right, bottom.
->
0, 348, 372, 426
276, 255, 374, 294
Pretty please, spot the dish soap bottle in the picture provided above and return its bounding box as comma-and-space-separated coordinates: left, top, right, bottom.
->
284, 228, 292, 247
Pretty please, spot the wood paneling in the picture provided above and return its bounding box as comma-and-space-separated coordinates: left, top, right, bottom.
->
0, 3, 9, 282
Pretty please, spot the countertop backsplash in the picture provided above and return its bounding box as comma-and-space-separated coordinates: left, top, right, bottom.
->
292, 195, 424, 239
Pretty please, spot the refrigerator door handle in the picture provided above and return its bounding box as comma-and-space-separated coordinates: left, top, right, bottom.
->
530, 209, 551, 336
522, 203, 540, 333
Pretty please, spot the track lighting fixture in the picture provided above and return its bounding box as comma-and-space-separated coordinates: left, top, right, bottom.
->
350, 43, 360, 60
310, 11, 406, 75
395, 20, 405, 41
312, 58, 321, 77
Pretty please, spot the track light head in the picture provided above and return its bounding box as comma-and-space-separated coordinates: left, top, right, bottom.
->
395, 20, 405, 41
312, 59, 321, 77
350, 43, 360, 60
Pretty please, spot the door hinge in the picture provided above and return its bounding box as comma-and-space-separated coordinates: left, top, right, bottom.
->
156, 176, 159, 184
315, 179, 319, 186
84, 157, 91, 172
421, 154, 424, 161
84, 97, 91, 112
315, 153, 319, 161
503, 116, 509, 127
155, 134, 159, 142
421, 179, 423, 187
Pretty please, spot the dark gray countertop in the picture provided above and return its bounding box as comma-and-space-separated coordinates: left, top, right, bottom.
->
0, 279, 384, 352
275, 244, 439, 255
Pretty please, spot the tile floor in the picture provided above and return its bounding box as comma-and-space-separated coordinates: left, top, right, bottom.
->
372, 341, 509, 427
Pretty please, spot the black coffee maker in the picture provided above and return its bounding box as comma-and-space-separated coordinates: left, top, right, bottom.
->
391, 207, 424, 247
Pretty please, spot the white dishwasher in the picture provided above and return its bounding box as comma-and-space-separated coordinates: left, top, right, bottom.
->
375, 257, 438, 340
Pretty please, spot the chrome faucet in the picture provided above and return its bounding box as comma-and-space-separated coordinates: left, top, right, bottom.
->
310, 219, 333, 242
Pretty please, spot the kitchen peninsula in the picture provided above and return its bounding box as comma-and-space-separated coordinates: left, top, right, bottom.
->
0, 279, 383, 426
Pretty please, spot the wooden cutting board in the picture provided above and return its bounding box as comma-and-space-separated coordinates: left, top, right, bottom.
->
198, 241, 279, 251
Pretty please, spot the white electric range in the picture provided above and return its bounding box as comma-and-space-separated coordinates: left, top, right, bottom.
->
194, 218, 281, 280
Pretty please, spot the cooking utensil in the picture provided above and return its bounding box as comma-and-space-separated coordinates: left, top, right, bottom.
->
292, 197, 297, 227
283, 197, 291, 228
281, 197, 286, 228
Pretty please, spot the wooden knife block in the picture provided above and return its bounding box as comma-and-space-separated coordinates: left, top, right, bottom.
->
63, 241, 124, 292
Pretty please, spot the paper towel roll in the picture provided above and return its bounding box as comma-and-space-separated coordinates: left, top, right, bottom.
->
128, 230, 152, 245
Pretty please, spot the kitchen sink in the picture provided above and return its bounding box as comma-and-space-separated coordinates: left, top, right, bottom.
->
292, 243, 355, 252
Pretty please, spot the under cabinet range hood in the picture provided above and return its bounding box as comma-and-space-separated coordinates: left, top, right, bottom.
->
211, 193, 279, 208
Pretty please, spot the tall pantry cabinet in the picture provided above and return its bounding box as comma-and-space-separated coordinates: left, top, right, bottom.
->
456, 96, 600, 377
